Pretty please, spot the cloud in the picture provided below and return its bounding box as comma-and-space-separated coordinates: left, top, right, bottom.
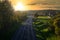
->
27, 0, 60, 5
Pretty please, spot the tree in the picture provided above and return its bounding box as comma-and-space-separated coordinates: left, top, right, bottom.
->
0, 0, 14, 40
53, 14, 60, 35
0, 0, 14, 29
34, 12, 39, 17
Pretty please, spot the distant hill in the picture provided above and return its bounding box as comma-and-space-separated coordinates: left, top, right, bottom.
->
15, 10, 60, 17
26, 10, 60, 16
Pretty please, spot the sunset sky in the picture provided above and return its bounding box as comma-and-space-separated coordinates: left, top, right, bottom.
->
10, 0, 60, 10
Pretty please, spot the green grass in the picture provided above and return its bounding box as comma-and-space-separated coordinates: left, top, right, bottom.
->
33, 16, 60, 40
47, 35, 60, 40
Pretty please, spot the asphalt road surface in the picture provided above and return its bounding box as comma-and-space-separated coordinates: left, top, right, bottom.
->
11, 16, 37, 40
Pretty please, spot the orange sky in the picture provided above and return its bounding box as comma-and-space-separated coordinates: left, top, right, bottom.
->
10, 0, 60, 10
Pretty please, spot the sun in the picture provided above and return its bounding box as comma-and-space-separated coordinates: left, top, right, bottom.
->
13, 2, 26, 11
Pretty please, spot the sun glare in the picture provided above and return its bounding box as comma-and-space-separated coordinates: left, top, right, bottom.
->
13, 2, 26, 11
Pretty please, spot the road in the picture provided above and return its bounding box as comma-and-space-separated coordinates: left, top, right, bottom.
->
11, 16, 37, 40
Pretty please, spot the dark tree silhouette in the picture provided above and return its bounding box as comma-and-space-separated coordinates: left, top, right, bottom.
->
0, 0, 14, 40
0, 0, 14, 29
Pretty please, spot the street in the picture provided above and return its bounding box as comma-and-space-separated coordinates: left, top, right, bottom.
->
11, 16, 36, 40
